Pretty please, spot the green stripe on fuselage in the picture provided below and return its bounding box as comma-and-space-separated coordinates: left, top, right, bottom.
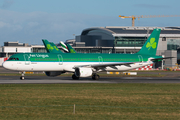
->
7, 53, 162, 63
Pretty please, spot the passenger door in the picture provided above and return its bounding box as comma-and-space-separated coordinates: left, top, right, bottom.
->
24, 54, 30, 65
58, 55, 63, 65
98, 56, 103, 64
138, 55, 143, 65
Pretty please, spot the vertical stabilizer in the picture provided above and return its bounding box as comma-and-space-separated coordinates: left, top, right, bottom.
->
42, 39, 62, 53
66, 44, 76, 53
137, 28, 161, 55
60, 41, 69, 52
50, 42, 62, 53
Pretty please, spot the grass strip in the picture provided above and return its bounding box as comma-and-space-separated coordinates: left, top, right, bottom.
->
2, 105, 180, 110
0, 83, 180, 119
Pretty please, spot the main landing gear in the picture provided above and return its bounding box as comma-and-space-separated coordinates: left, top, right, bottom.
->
72, 74, 79, 80
92, 73, 100, 80
20, 72, 25, 80
72, 73, 100, 80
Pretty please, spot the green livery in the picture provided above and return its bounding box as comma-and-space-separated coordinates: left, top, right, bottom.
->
50, 42, 62, 52
42, 39, 63, 53
137, 29, 161, 55
3, 29, 167, 80
66, 44, 76, 53
9, 52, 161, 63
43, 39, 76, 53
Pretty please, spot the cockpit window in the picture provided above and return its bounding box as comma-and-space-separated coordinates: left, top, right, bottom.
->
8, 57, 19, 61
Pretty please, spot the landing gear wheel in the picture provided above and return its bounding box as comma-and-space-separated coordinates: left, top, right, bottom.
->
72, 74, 79, 80
92, 74, 100, 80
20, 71, 25, 80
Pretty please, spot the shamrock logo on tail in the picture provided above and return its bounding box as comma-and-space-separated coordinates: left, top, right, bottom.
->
53, 46, 59, 51
146, 38, 157, 50
70, 49, 75, 53
47, 44, 54, 50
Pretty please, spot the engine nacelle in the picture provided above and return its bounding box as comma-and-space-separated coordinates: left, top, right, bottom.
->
45, 71, 63, 77
75, 68, 92, 77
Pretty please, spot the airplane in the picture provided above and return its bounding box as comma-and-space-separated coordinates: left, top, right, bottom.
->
3, 29, 167, 80
42, 39, 63, 53
50, 42, 63, 53
60, 41, 77, 53
43, 39, 77, 53
66, 43, 76, 53
60, 41, 69, 52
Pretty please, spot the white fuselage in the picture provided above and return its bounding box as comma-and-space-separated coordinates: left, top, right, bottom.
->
3, 60, 153, 72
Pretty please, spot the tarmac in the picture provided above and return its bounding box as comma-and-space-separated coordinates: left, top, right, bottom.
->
0, 66, 180, 84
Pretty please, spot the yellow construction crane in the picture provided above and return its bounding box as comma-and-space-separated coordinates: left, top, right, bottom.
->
119, 15, 180, 27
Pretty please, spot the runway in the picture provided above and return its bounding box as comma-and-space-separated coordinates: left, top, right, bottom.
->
0, 76, 180, 84
1, 66, 180, 84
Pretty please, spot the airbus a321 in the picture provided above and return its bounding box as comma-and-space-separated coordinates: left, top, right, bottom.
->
3, 29, 166, 80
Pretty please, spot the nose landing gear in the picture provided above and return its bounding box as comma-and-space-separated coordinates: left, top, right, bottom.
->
20, 72, 25, 80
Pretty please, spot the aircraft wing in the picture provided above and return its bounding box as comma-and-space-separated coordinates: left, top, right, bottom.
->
73, 62, 135, 69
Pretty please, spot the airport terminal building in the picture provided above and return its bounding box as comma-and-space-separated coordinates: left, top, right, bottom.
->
68, 26, 180, 54
1, 26, 180, 68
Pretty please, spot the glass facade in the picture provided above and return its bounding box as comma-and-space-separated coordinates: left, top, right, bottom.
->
32, 48, 47, 53
75, 48, 91, 53
75, 48, 113, 53
167, 38, 180, 50
167, 38, 180, 63
114, 37, 147, 47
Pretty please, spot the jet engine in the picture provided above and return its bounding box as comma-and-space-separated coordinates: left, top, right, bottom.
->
75, 68, 92, 77
45, 71, 64, 77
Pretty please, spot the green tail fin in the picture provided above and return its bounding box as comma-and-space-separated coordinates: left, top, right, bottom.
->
50, 42, 63, 53
137, 28, 161, 55
42, 39, 62, 53
66, 44, 76, 53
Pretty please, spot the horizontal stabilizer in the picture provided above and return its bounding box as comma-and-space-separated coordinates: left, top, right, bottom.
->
151, 57, 174, 61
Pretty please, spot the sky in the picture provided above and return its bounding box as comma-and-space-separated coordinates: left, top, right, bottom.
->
0, 0, 180, 46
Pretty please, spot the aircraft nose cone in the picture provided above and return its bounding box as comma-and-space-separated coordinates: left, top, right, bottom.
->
2, 61, 10, 70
